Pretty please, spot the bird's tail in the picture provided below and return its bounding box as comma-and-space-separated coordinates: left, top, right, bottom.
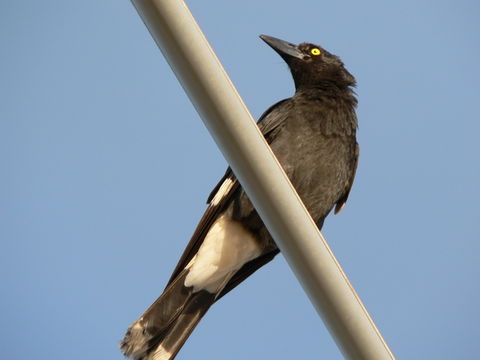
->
121, 270, 215, 360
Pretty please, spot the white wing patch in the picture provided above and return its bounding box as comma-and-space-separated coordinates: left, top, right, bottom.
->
149, 344, 172, 360
184, 214, 262, 293
210, 178, 234, 206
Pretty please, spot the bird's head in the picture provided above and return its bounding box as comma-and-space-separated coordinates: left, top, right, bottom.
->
260, 35, 355, 91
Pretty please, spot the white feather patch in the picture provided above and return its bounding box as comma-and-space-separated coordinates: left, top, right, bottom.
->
210, 178, 234, 206
184, 215, 262, 293
149, 344, 172, 360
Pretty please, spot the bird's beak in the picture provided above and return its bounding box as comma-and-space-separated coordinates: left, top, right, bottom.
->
260, 35, 304, 60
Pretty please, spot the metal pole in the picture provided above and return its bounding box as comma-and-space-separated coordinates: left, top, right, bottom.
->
130, 1, 394, 359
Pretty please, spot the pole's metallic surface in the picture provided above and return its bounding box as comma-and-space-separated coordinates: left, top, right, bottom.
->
130, 1, 394, 359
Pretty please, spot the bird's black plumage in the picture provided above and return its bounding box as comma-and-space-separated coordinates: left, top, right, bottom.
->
121, 35, 359, 360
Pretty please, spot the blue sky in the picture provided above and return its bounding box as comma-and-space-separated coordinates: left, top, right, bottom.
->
1, 1, 479, 359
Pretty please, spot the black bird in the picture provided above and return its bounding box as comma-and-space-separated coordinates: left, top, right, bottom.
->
121, 35, 359, 360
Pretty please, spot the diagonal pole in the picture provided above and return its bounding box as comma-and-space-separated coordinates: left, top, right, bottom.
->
130, 0, 395, 359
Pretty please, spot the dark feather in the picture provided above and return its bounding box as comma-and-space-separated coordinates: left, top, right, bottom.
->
335, 143, 359, 214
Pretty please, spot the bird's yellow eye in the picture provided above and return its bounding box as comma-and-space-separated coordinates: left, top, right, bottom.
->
310, 48, 321, 56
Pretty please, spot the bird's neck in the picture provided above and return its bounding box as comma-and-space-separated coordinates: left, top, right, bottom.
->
295, 83, 357, 108
293, 84, 358, 134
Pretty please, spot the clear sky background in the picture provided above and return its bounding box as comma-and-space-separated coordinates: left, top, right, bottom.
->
1, 1, 479, 359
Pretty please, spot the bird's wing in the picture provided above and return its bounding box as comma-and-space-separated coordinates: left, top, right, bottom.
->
334, 142, 359, 214
166, 167, 239, 286
257, 98, 290, 140
166, 98, 291, 287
